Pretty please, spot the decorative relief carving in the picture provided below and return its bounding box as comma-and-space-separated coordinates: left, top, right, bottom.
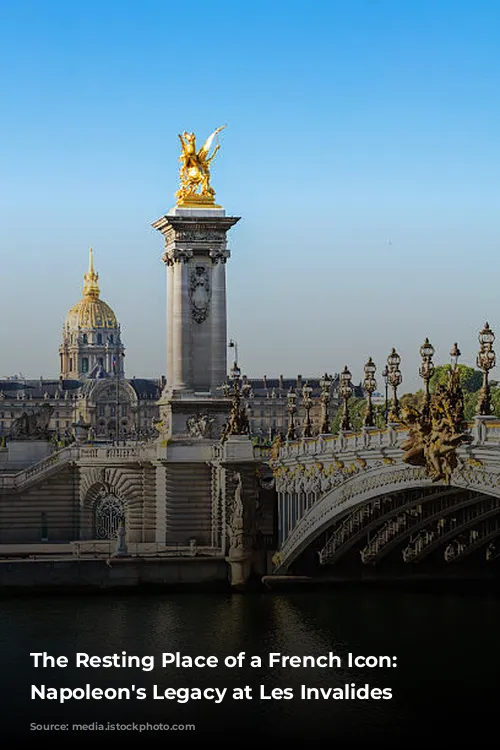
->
209, 248, 230, 264
189, 266, 211, 323
186, 413, 216, 439
179, 230, 225, 243
162, 247, 194, 266
152, 413, 170, 439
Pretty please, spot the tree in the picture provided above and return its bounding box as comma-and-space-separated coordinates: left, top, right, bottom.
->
430, 364, 482, 394
331, 398, 386, 433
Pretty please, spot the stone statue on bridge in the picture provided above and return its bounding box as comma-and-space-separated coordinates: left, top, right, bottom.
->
227, 472, 245, 551
10, 403, 54, 440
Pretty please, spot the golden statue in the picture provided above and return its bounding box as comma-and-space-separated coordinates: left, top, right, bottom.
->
400, 368, 472, 483
175, 126, 226, 207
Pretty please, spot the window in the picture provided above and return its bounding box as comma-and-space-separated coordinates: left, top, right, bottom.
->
69, 358, 73, 371
98, 357, 103, 367
97, 333, 102, 344
82, 358, 89, 373
109, 334, 114, 344
82, 333, 88, 344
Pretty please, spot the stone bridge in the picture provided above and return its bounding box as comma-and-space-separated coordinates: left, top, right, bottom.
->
269, 416, 500, 574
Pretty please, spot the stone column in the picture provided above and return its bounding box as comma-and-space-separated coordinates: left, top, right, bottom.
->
210, 250, 229, 394
166, 259, 174, 386
154, 461, 166, 543
171, 251, 192, 391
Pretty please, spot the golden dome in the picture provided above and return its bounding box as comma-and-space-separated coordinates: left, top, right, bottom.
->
65, 248, 119, 331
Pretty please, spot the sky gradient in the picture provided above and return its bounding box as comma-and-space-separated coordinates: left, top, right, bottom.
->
1, 0, 499, 391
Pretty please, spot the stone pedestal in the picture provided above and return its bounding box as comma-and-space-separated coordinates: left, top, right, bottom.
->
225, 547, 251, 589
473, 414, 499, 446
153, 206, 240, 398
7, 440, 53, 468
155, 390, 232, 443
362, 425, 380, 449
72, 416, 91, 443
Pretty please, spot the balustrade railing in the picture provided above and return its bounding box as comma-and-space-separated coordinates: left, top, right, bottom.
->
71, 541, 223, 558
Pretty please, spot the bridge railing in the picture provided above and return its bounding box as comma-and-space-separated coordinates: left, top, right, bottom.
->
71, 541, 223, 558
277, 427, 406, 460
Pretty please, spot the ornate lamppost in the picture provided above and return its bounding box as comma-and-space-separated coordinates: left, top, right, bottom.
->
450, 342, 461, 370
363, 357, 377, 427
301, 381, 314, 437
319, 373, 333, 434
387, 348, 402, 421
382, 365, 389, 424
477, 323, 496, 416
220, 362, 250, 441
286, 388, 297, 440
419, 338, 435, 417
339, 366, 353, 431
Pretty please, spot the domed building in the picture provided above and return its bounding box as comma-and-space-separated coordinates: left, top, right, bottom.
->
0, 249, 163, 447
59, 247, 124, 380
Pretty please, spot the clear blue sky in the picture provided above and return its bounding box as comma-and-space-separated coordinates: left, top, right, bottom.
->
1, 0, 499, 390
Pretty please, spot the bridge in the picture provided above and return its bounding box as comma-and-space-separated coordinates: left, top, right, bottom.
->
270, 416, 500, 575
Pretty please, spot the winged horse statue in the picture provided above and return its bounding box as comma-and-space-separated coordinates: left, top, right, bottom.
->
176, 125, 226, 204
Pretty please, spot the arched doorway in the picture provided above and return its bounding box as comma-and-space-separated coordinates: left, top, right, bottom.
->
94, 494, 124, 539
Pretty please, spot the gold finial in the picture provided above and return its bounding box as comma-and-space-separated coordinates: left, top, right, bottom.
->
83, 246, 100, 298
175, 125, 226, 207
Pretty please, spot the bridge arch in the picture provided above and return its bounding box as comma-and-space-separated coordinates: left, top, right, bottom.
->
274, 462, 500, 573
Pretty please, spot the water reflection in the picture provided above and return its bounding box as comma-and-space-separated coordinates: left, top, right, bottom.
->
0, 590, 498, 740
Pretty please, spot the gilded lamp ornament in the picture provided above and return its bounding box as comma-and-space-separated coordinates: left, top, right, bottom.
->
387, 348, 402, 422
220, 362, 250, 442
301, 381, 314, 437
175, 126, 226, 207
339, 366, 353, 431
477, 323, 496, 416
419, 337, 435, 417
319, 373, 333, 434
286, 389, 298, 441
363, 357, 377, 427
401, 341, 472, 484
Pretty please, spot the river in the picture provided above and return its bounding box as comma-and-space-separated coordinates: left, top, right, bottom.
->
0, 587, 498, 743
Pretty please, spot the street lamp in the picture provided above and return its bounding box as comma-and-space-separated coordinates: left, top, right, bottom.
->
339, 366, 353, 431
301, 381, 314, 437
477, 323, 496, 416
220, 359, 250, 441
319, 373, 333, 434
363, 357, 377, 427
450, 342, 461, 370
228, 339, 238, 366
382, 365, 389, 425
286, 388, 297, 440
419, 338, 435, 416
387, 348, 402, 421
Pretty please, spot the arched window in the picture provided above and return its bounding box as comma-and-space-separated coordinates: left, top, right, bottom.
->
97, 333, 103, 344
82, 358, 89, 373
94, 495, 124, 539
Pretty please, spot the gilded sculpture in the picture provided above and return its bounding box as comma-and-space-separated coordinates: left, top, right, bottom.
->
175, 126, 226, 206
400, 367, 472, 483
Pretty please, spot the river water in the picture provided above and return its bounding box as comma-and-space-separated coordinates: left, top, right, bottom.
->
0, 587, 498, 743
